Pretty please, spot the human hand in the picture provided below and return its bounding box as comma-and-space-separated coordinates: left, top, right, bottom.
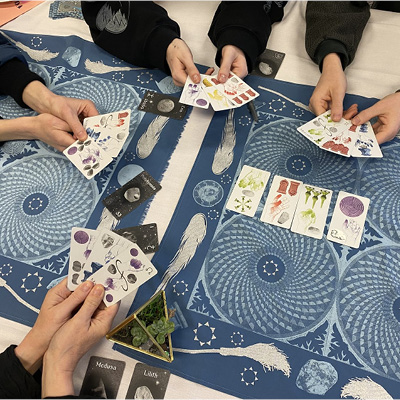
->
309, 53, 347, 121
14, 279, 96, 374
351, 92, 400, 144
166, 38, 200, 86
42, 284, 119, 397
217, 45, 248, 83
22, 80, 98, 141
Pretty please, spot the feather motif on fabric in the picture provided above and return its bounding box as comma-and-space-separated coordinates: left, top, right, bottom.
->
156, 213, 207, 292
341, 377, 392, 400
212, 109, 236, 175
84, 59, 143, 74
136, 115, 169, 159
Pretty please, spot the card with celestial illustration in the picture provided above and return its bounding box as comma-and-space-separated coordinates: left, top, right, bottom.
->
67, 227, 101, 291
114, 223, 159, 254
226, 165, 271, 218
179, 75, 210, 109
260, 175, 303, 229
327, 191, 370, 248
87, 241, 158, 306
350, 121, 383, 158
291, 184, 333, 239
138, 91, 188, 120
102, 171, 161, 220
83, 109, 131, 158
126, 363, 171, 399
79, 356, 125, 399
63, 138, 113, 179
251, 48, 285, 79
297, 110, 352, 147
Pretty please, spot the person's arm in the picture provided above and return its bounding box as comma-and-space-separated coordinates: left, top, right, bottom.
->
42, 284, 119, 398
208, 1, 285, 82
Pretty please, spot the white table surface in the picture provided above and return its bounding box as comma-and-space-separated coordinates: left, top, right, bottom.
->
1, 1, 400, 398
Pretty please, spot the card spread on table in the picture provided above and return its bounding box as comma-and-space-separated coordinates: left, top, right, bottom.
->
260, 175, 303, 229
126, 363, 171, 399
79, 356, 125, 399
114, 223, 159, 254
138, 90, 188, 120
251, 48, 286, 79
226, 165, 271, 218
290, 184, 333, 239
83, 109, 131, 158
327, 191, 370, 248
297, 110, 382, 158
102, 171, 161, 220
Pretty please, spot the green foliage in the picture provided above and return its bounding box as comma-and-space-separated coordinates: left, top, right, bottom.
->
147, 317, 175, 344
131, 323, 148, 347
137, 294, 164, 326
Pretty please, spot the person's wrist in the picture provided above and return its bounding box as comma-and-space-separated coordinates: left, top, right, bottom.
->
22, 80, 56, 114
322, 53, 343, 73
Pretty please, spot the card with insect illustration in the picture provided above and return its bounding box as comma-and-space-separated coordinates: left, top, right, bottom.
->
83, 109, 131, 158
67, 227, 100, 291
350, 121, 383, 158
260, 175, 303, 229
87, 241, 157, 306
291, 184, 332, 239
179, 75, 210, 109
327, 191, 370, 248
63, 138, 113, 179
226, 165, 271, 218
138, 91, 188, 120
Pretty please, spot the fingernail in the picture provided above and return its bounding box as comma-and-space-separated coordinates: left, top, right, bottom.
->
82, 281, 93, 292
192, 74, 200, 83
93, 284, 104, 297
352, 116, 360, 125
219, 74, 226, 82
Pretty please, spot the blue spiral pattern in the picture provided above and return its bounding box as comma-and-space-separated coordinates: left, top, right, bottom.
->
243, 119, 359, 192
0, 156, 96, 260
338, 247, 400, 379
359, 146, 400, 242
204, 215, 338, 338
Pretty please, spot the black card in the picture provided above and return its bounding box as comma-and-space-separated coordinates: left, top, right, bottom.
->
114, 223, 159, 254
251, 48, 285, 79
125, 363, 170, 399
102, 171, 161, 220
138, 90, 188, 120
80, 356, 125, 399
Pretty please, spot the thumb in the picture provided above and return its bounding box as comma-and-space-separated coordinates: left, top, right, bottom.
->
351, 105, 377, 126
76, 284, 105, 321
330, 95, 344, 122
182, 57, 200, 84
218, 53, 235, 83
63, 111, 87, 141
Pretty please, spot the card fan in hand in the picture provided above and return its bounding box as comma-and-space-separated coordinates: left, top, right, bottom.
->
106, 290, 174, 362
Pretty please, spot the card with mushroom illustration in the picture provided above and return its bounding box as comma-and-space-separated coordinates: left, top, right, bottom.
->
291, 184, 332, 239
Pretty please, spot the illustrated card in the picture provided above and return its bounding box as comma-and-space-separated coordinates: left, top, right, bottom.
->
260, 175, 303, 229
67, 227, 100, 291
327, 191, 370, 248
297, 110, 352, 147
179, 75, 210, 109
79, 356, 125, 399
291, 184, 333, 239
87, 241, 158, 306
138, 90, 188, 120
201, 75, 234, 111
126, 363, 171, 399
102, 171, 161, 220
63, 138, 113, 179
226, 165, 271, 218
318, 126, 356, 157
251, 48, 285, 79
83, 109, 131, 158
114, 223, 159, 254
350, 121, 383, 158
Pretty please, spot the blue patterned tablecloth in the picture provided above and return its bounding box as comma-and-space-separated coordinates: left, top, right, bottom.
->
0, 31, 192, 327
115, 76, 400, 399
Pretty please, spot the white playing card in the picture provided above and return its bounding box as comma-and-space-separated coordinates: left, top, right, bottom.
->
218, 72, 260, 106
87, 242, 157, 306
260, 175, 303, 229
67, 227, 100, 291
291, 184, 332, 239
350, 122, 383, 158
82, 229, 134, 281
327, 191, 370, 248
63, 138, 113, 179
318, 126, 356, 157
179, 76, 210, 109
83, 109, 131, 158
226, 165, 271, 218
201, 75, 235, 111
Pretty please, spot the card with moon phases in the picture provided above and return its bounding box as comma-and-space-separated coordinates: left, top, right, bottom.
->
83, 109, 131, 158
138, 90, 188, 120
114, 223, 159, 254
102, 171, 161, 220
251, 48, 285, 79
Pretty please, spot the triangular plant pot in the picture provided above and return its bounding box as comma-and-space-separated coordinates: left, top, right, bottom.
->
106, 290, 173, 362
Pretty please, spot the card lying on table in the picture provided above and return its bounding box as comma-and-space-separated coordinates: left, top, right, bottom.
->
138, 91, 188, 120
114, 223, 159, 254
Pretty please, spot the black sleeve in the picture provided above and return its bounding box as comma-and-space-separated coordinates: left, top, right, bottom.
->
0, 345, 41, 399
81, 1, 180, 73
208, 1, 285, 73
305, 1, 370, 71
